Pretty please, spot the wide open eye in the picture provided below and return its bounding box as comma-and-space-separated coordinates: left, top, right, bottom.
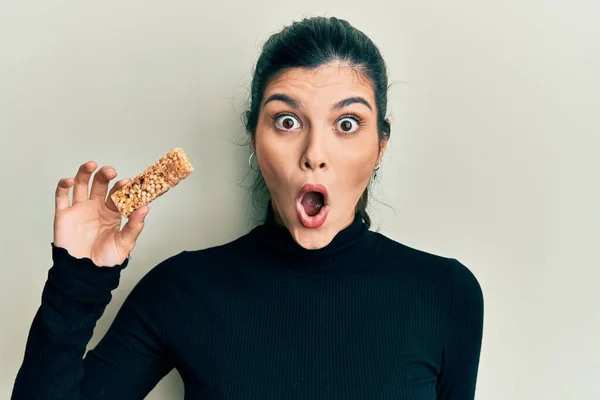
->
336, 117, 360, 135
275, 114, 301, 131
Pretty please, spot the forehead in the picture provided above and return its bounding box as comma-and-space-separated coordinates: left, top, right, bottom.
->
263, 63, 375, 105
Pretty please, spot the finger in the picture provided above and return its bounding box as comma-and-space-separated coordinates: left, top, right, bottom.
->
119, 206, 149, 248
89, 166, 117, 201
72, 161, 97, 204
55, 177, 74, 212
105, 178, 131, 212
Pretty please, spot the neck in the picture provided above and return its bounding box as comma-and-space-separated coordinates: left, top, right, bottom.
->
252, 200, 379, 273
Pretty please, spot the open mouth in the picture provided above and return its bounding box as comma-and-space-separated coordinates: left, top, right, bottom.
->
296, 184, 329, 229
301, 191, 325, 216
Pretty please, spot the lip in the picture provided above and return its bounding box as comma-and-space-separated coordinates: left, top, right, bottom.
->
296, 183, 329, 229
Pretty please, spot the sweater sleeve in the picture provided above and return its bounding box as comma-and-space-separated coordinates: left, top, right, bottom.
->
436, 259, 484, 400
11, 244, 174, 400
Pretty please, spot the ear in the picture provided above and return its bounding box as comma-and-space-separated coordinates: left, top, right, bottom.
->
250, 135, 256, 152
377, 119, 391, 163
377, 140, 388, 165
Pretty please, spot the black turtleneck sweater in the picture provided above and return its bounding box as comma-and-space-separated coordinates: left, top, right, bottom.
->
12, 205, 484, 399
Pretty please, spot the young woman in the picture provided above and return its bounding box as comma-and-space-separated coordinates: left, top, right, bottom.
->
12, 16, 484, 400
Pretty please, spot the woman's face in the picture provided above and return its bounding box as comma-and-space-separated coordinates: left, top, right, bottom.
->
253, 62, 387, 249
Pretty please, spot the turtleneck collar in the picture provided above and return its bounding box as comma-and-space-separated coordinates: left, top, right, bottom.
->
252, 201, 379, 272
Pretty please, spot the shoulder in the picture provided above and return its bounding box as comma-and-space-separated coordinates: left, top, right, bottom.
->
128, 230, 256, 296
372, 232, 452, 273
373, 232, 483, 301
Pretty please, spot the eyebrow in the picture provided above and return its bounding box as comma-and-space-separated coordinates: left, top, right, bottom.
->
332, 96, 373, 112
262, 94, 373, 112
262, 94, 302, 109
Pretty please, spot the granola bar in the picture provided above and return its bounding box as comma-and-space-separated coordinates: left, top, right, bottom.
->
111, 147, 194, 217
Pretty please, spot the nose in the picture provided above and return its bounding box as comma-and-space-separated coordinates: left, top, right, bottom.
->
300, 129, 328, 171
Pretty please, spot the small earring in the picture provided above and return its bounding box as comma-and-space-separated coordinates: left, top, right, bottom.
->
248, 152, 259, 171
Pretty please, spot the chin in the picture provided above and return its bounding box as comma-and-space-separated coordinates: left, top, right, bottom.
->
290, 225, 336, 250
271, 195, 341, 250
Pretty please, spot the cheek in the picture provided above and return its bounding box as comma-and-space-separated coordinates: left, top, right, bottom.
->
346, 157, 374, 189
340, 139, 379, 181
255, 131, 293, 189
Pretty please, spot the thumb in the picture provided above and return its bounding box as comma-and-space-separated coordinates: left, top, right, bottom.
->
119, 206, 149, 248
